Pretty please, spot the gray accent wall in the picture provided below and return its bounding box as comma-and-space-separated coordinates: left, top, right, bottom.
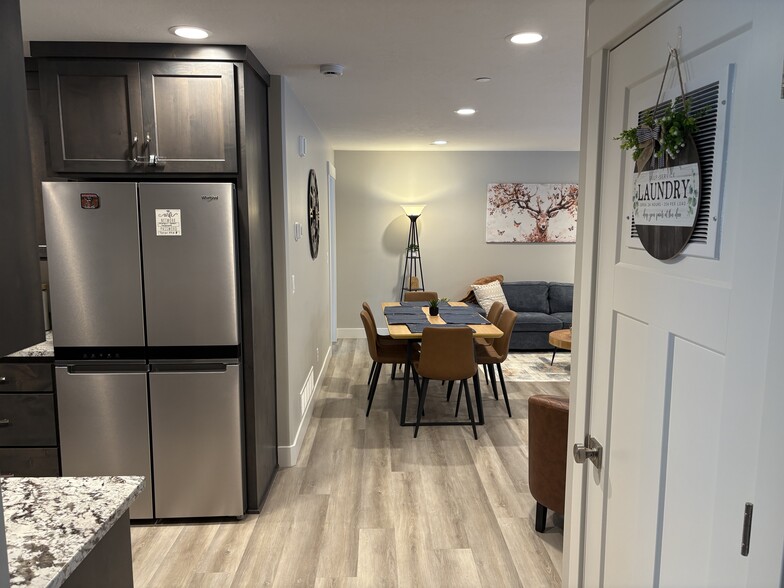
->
269, 76, 334, 466
334, 150, 579, 330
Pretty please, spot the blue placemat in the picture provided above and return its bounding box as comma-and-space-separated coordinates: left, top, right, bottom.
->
384, 307, 427, 317
400, 301, 430, 307
406, 323, 476, 334
387, 316, 430, 325
441, 313, 490, 325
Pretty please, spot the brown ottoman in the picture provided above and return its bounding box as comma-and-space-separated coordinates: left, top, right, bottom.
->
528, 395, 569, 532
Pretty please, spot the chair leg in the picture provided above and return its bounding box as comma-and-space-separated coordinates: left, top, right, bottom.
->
391, 363, 397, 379
472, 372, 484, 425
535, 502, 547, 533
497, 364, 512, 417
414, 378, 430, 438
367, 361, 376, 386
366, 362, 382, 417
488, 362, 499, 400
412, 368, 424, 416
454, 380, 463, 417
483, 364, 489, 384
462, 379, 478, 440
446, 380, 455, 402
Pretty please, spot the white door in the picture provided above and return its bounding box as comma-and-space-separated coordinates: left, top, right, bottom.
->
581, 1, 784, 586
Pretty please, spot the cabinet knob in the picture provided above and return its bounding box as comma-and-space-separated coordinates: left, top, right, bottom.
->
0, 376, 7, 384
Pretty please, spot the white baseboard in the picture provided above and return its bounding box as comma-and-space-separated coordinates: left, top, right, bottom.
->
338, 327, 387, 338
277, 344, 333, 467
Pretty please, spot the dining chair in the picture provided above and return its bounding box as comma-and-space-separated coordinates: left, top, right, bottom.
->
361, 310, 416, 417
362, 302, 409, 385
473, 308, 517, 417
412, 326, 478, 439
403, 291, 438, 302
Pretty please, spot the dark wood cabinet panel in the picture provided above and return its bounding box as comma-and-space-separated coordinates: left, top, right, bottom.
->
0, 393, 57, 446
40, 59, 144, 173
0, 448, 59, 477
0, 363, 53, 392
140, 61, 237, 173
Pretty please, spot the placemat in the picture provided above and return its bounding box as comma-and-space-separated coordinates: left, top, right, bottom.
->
441, 313, 490, 325
386, 316, 430, 325
400, 301, 430, 307
406, 323, 476, 334
384, 307, 427, 316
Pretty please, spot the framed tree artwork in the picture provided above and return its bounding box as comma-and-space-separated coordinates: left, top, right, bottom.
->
486, 183, 579, 243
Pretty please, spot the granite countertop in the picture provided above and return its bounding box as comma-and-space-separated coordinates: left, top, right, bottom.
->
3, 476, 145, 588
4, 332, 54, 359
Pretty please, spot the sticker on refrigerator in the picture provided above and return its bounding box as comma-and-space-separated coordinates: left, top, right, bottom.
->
155, 209, 182, 236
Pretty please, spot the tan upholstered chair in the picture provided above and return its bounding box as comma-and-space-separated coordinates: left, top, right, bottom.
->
403, 291, 438, 302
361, 310, 416, 417
412, 326, 478, 439
362, 302, 408, 384
528, 395, 569, 532
475, 308, 517, 417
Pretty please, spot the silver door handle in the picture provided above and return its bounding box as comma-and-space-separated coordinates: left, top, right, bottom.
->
0, 419, 11, 426
573, 435, 603, 470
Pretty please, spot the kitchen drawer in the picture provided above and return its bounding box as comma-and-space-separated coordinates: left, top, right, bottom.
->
0, 394, 57, 446
0, 448, 59, 477
0, 363, 53, 392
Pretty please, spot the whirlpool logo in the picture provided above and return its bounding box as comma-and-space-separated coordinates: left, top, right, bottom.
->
201, 195, 219, 202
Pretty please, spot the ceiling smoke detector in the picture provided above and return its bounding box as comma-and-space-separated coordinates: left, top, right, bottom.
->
320, 64, 345, 77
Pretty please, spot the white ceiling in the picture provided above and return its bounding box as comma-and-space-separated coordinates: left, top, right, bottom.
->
20, 0, 585, 151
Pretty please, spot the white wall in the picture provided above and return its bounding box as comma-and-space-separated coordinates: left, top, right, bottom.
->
334, 150, 579, 332
269, 76, 334, 467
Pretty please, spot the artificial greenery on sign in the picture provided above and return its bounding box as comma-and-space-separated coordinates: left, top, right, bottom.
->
615, 98, 697, 164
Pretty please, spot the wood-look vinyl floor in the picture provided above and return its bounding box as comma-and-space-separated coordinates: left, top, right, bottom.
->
131, 339, 567, 587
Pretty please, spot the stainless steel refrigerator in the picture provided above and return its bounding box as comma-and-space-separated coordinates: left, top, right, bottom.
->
43, 182, 244, 519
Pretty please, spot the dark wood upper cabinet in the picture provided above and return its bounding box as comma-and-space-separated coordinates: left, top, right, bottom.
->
140, 62, 237, 174
40, 59, 144, 174
39, 59, 237, 174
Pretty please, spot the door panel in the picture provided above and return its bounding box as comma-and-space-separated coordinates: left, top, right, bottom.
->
140, 61, 237, 173
39, 59, 144, 173
55, 367, 153, 519
149, 365, 243, 518
138, 183, 239, 349
43, 182, 145, 348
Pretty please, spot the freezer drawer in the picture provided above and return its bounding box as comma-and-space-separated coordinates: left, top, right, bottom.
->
138, 183, 239, 349
55, 366, 153, 519
149, 363, 244, 518
43, 182, 145, 348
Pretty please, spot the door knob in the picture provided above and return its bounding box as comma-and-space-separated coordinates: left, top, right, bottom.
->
573, 435, 603, 470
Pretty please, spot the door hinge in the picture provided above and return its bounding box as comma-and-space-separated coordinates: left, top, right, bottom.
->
741, 502, 753, 556
573, 435, 603, 470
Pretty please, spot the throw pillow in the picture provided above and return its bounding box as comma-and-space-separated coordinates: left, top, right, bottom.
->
460, 274, 504, 303
471, 280, 509, 314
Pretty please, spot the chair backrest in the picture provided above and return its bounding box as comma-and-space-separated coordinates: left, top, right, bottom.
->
362, 302, 378, 334
360, 310, 380, 362
487, 301, 504, 325
492, 309, 518, 361
417, 327, 477, 381
403, 291, 438, 302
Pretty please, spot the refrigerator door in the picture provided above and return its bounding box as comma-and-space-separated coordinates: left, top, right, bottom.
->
43, 182, 145, 349
149, 363, 244, 518
138, 183, 239, 350
55, 365, 154, 519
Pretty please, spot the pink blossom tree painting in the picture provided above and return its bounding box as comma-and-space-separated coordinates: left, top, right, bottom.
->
486, 183, 579, 243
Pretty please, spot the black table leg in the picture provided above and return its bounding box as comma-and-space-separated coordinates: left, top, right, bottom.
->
473, 373, 485, 425
400, 340, 413, 426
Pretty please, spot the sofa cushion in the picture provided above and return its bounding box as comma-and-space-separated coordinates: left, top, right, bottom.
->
515, 312, 563, 332
549, 282, 573, 314
460, 274, 505, 304
551, 312, 572, 328
503, 281, 549, 313
472, 280, 509, 313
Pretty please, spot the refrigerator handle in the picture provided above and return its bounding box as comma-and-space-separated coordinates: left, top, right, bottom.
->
65, 364, 150, 375
150, 363, 229, 373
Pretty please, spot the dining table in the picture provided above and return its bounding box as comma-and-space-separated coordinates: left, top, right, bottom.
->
382, 301, 504, 427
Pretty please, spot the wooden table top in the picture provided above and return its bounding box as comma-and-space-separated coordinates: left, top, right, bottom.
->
548, 328, 572, 350
382, 302, 504, 340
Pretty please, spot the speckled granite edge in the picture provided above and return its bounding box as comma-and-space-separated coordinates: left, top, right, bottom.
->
4, 331, 54, 359
3, 476, 145, 588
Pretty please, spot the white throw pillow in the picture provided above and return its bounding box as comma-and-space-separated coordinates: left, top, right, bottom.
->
471, 280, 509, 314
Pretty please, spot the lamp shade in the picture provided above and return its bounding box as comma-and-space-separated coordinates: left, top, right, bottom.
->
401, 204, 426, 218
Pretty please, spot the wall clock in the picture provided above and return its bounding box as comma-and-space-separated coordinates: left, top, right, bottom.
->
307, 169, 320, 259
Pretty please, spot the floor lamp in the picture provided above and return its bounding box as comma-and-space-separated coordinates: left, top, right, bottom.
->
400, 204, 426, 301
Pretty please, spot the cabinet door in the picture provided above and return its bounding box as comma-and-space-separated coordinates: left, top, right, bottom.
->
39, 59, 144, 173
140, 61, 237, 173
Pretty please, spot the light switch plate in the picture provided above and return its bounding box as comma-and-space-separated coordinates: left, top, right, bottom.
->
298, 135, 307, 157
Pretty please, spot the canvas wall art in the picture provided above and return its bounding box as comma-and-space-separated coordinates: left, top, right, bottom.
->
486, 183, 579, 243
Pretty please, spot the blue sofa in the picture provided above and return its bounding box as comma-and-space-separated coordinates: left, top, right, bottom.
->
472, 281, 573, 351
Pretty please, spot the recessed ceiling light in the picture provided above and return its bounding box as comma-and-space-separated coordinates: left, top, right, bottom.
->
510, 32, 543, 45
169, 26, 211, 40
475, 77, 492, 83
432, 140, 448, 146
455, 108, 477, 116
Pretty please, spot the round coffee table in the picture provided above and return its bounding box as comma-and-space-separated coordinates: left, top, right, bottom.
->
548, 328, 572, 365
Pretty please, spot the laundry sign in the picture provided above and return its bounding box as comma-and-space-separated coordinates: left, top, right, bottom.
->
633, 163, 700, 227
155, 209, 182, 236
